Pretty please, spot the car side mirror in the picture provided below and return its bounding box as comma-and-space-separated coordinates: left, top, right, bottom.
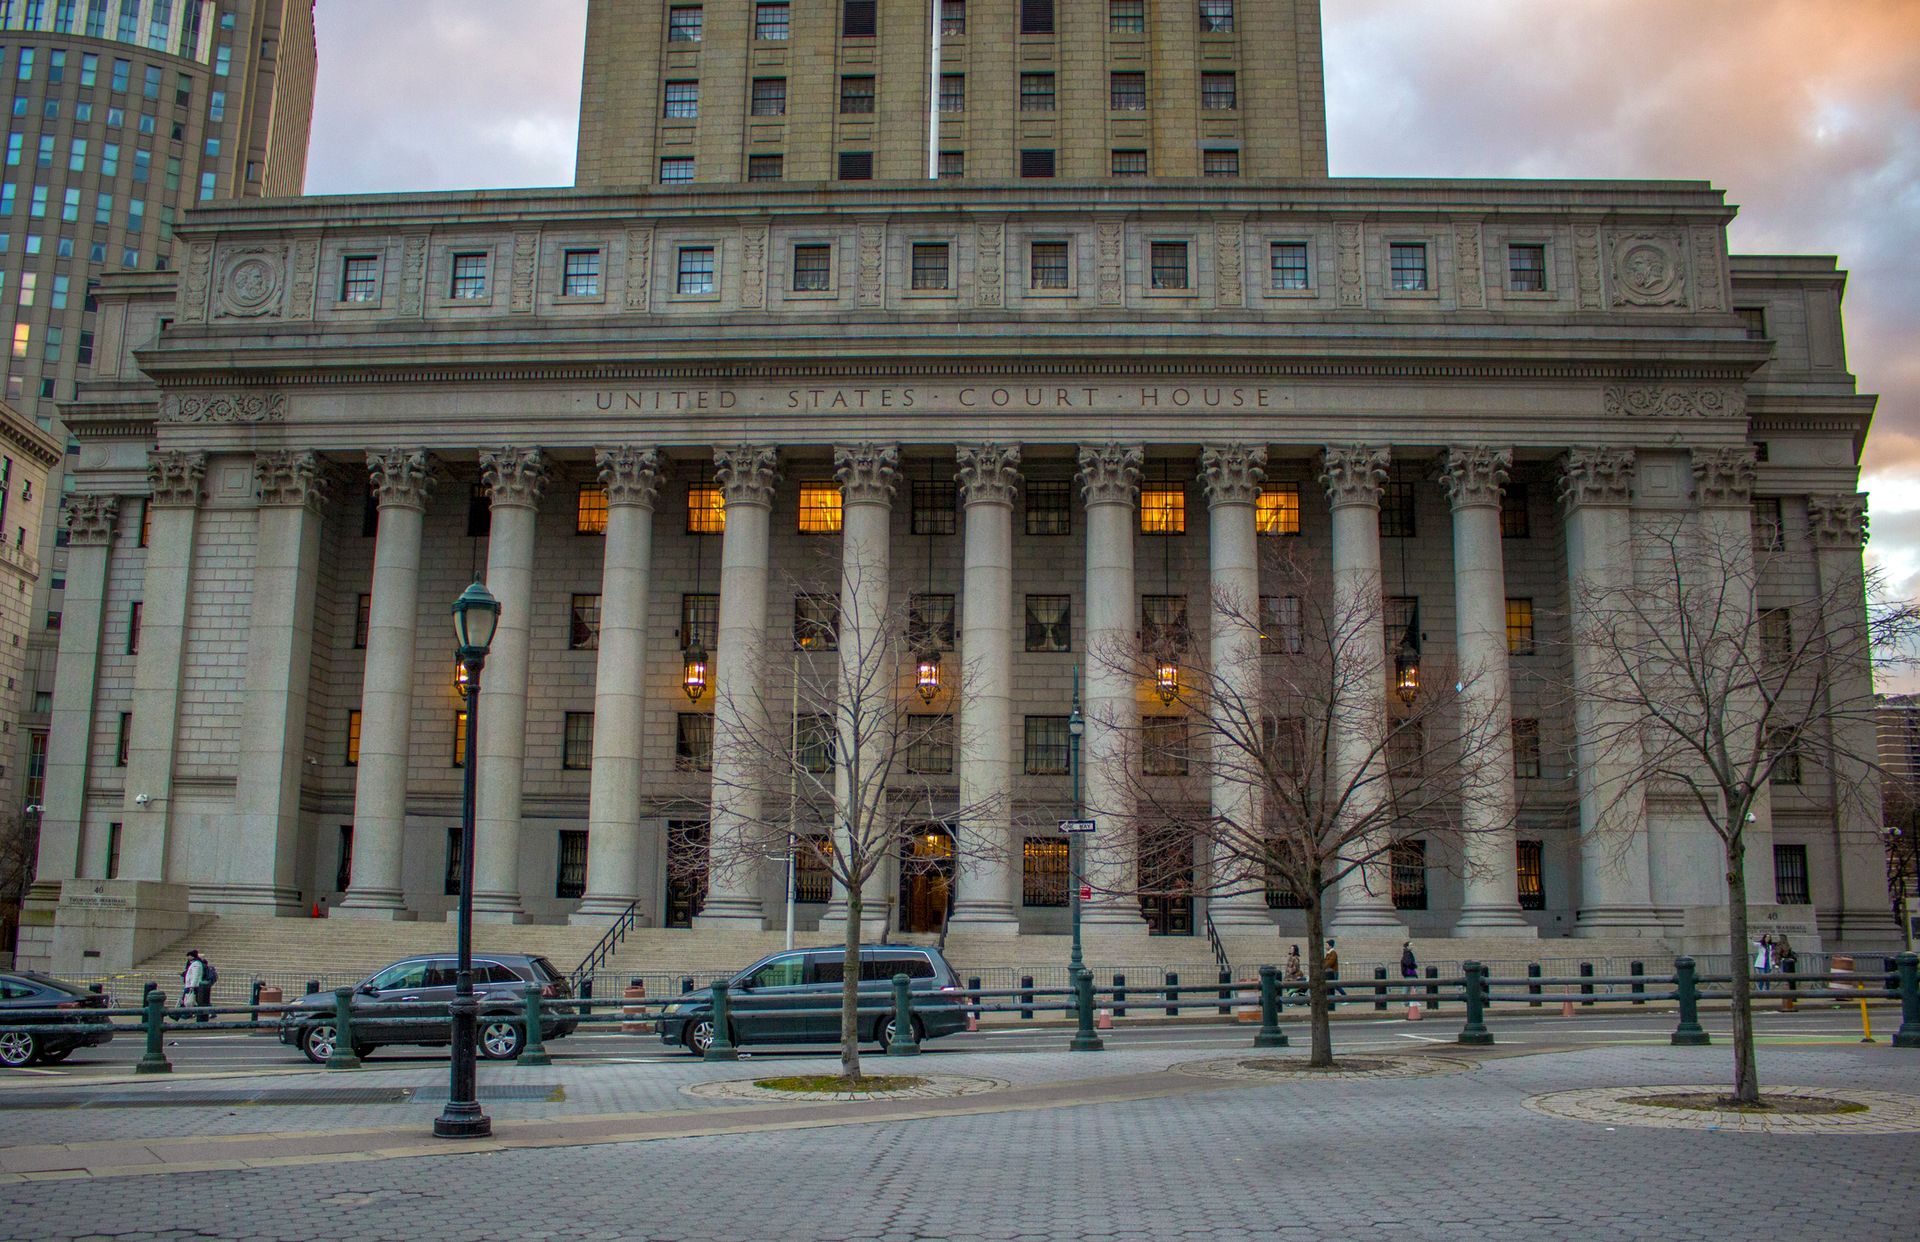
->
732, 981, 753, 993
357, 983, 377, 995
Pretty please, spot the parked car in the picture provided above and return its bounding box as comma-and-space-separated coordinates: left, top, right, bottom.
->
0, 971, 114, 1068
279, 953, 576, 1065
660, 945, 969, 1056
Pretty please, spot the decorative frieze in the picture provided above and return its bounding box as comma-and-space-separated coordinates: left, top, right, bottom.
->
1558, 447, 1636, 508
834, 442, 900, 503
738, 223, 767, 311
511, 230, 539, 313
1336, 222, 1364, 307
594, 446, 664, 508
254, 451, 329, 511
1603, 385, 1743, 420
857, 223, 886, 308
64, 495, 120, 546
1454, 223, 1485, 309
161, 391, 287, 425
1214, 221, 1244, 308
1199, 444, 1268, 506
1077, 443, 1144, 506
1097, 221, 1124, 306
366, 449, 437, 512
398, 234, 429, 318
178, 243, 215, 325
1319, 445, 1390, 507
1572, 223, 1604, 311
288, 239, 320, 320
1438, 445, 1512, 509
148, 451, 208, 509
713, 444, 781, 506
955, 443, 1023, 506
1690, 446, 1757, 507
479, 447, 552, 510
1689, 225, 1726, 312
1807, 493, 1869, 549
975, 221, 1005, 309
624, 227, 652, 312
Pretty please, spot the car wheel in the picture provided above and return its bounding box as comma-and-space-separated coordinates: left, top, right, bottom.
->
35, 1046, 72, 1064
685, 1018, 716, 1056
878, 1017, 925, 1052
301, 1023, 339, 1065
0, 1030, 39, 1068
478, 1017, 524, 1060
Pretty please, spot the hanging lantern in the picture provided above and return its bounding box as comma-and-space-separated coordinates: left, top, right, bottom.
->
1394, 638, 1421, 705
682, 644, 710, 703
915, 647, 942, 703
1153, 652, 1181, 705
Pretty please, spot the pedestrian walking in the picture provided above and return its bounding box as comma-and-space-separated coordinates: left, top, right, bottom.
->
1400, 940, 1419, 979
1324, 939, 1345, 998
180, 950, 209, 1021
1753, 933, 1775, 992
1284, 945, 1305, 995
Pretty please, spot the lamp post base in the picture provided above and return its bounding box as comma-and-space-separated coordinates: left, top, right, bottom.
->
433, 1105, 492, 1139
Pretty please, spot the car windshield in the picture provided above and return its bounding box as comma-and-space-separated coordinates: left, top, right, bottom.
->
367, 961, 430, 991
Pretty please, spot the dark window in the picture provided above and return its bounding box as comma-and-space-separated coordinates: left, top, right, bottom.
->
941, 1, 967, 36
839, 76, 875, 114
747, 154, 784, 181
1773, 843, 1810, 905
1508, 243, 1546, 292
911, 479, 956, 532
751, 77, 786, 116
1199, 1, 1235, 33
838, 151, 873, 180
666, 821, 709, 925
937, 151, 964, 178
569, 594, 601, 650
1500, 482, 1530, 538
1265, 854, 1304, 909
1512, 718, 1542, 779
1026, 480, 1072, 533
444, 826, 463, 896
659, 157, 695, 184
906, 715, 954, 774
467, 481, 491, 537
340, 255, 379, 302
843, 0, 876, 37
793, 592, 839, 650
1030, 241, 1070, 289
677, 246, 715, 295
1111, 149, 1147, 176
939, 74, 965, 113
1385, 596, 1418, 645
562, 249, 602, 296
1142, 716, 1188, 776
681, 594, 719, 652
361, 487, 379, 537
1760, 608, 1792, 667
106, 822, 122, 879
1201, 72, 1236, 110
1019, 72, 1055, 112
1390, 242, 1428, 292
127, 601, 141, 653
1202, 149, 1239, 177
1388, 720, 1424, 779
1109, 0, 1144, 32
1022, 837, 1068, 906
795, 712, 835, 773
117, 712, 131, 766
1150, 241, 1188, 289
1753, 497, 1784, 552
556, 830, 588, 898
676, 714, 714, 771
1024, 716, 1070, 775
1379, 482, 1416, 538
1260, 596, 1302, 654
1517, 840, 1544, 911
755, 3, 790, 40
910, 243, 950, 291
1271, 241, 1309, 290
1020, 149, 1055, 178
450, 252, 488, 299
1026, 595, 1071, 652
1391, 839, 1427, 910
668, 7, 704, 41
354, 594, 371, 649
1021, 0, 1054, 35
336, 825, 353, 893
909, 594, 956, 651
1768, 727, 1802, 786
1736, 306, 1768, 340
1109, 71, 1146, 111
1141, 595, 1190, 652
792, 244, 832, 291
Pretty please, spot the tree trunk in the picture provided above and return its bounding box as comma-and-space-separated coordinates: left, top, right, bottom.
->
1304, 894, 1332, 1067
1723, 831, 1760, 1105
840, 874, 864, 1082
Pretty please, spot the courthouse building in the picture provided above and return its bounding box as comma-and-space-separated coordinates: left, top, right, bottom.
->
17, 0, 1897, 970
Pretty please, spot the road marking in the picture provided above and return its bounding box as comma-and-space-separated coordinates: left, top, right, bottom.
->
1396, 1033, 1449, 1044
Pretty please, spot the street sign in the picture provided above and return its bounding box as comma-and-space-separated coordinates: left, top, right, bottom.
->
1059, 819, 1097, 834
1079, 885, 1093, 901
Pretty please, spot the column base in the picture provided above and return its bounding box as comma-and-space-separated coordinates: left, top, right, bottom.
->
1327, 904, 1404, 935
334, 896, 418, 922
1081, 899, 1148, 929
1453, 905, 1537, 935
817, 913, 891, 941
945, 903, 1021, 934
469, 891, 526, 923
1573, 906, 1665, 937
187, 883, 306, 916
1209, 901, 1276, 928
569, 896, 644, 926
692, 898, 766, 930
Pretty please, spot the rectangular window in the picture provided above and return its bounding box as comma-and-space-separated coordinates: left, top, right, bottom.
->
909, 593, 956, 651
938, 150, 964, 178
1019, 72, 1055, 112
839, 75, 875, 114
681, 593, 719, 652
1390, 242, 1429, 291
1391, 839, 1427, 910
1141, 594, 1190, 651
1737, 306, 1768, 340
1109, 71, 1146, 111
755, 3, 790, 41
1025, 594, 1071, 652
1199, 0, 1235, 33
659, 156, 695, 184
794, 712, 834, 773
354, 594, 371, 649
663, 80, 699, 119
1517, 840, 1544, 911
1201, 72, 1237, 110
1024, 716, 1070, 775
747, 154, 783, 182
562, 249, 602, 296
1508, 243, 1547, 292
941, 1, 967, 36
676, 713, 714, 771
906, 715, 955, 775
1109, 0, 1143, 33
676, 246, 715, 295
909, 242, 950, 291
1773, 843, 1810, 905
467, 481, 491, 538
1760, 608, 1792, 667
1023, 837, 1068, 907
1385, 595, 1418, 645
345, 710, 362, 766
556, 830, 588, 899
1388, 719, 1425, 779
1021, 0, 1054, 35
1260, 595, 1303, 655
444, 826, 462, 895
687, 484, 725, 533
340, 256, 380, 303
1142, 716, 1188, 776
1753, 497, 1784, 551
1111, 149, 1147, 177
837, 151, 872, 181
791, 243, 831, 291
569, 593, 601, 650
575, 485, 608, 534
116, 712, 131, 766
1203, 149, 1239, 177
1026, 480, 1071, 534
938, 73, 964, 113
1150, 241, 1188, 289
793, 591, 839, 651
1379, 482, 1416, 538
1029, 241, 1069, 290
1512, 717, 1542, 779
1500, 482, 1530, 538
667, 6, 703, 41
1140, 486, 1185, 535
106, 823, 122, 879
1768, 727, 1802, 786
842, 0, 876, 37
1257, 483, 1301, 535
1020, 149, 1055, 179
563, 712, 594, 770
797, 482, 843, 533
911, 478, 956, 532
1265, 852, 1305, 909
450, 252, 488, 299
1270, 241, 1310, 290
751, 77, 786, 116
1506, 598, 1535, 655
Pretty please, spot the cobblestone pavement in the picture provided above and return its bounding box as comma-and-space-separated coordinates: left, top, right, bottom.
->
1, 1043, 1916, 1240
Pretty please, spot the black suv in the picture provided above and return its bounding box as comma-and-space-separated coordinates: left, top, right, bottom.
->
279, 954, 576, 1064
659, 945, 968, 1055
0, 972, 114, 1068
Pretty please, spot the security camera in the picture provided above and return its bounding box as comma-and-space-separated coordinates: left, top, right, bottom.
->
23, 803, 41, 814
134, 793, 151, 807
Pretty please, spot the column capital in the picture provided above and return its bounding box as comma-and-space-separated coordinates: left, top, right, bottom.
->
1318, 444, 1389, 508
366, 449, 437, 511
1077, 442, 1144, 506
1558, 447, 1635, 509
713, 443, 781, 506
64, 495, 120, 546
479, 446, 552, 510
1199, 443, 1268, 506
1438, 445, 1512, 509
833, 442, 900, 504
1807, 493, 1869, 549
147, 450, 207, 509
955, 442, 1022, 505
254, 450, 329, 512
594, 445, 664, 508
1690, 446, 1757, 507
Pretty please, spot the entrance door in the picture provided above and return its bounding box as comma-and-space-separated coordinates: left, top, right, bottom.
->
1139, 825, 1195, 936
665, 820, 708, 929
898, 826, 955, 933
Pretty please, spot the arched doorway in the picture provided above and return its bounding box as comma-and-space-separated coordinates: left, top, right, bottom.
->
898, 825, 955, 933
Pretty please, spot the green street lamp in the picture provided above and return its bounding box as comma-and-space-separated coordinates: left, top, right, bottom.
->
436, 578, 500, 1140
1068, 676, 1086, 979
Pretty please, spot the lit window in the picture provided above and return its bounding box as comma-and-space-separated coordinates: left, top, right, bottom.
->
677, 246, 715, 295
664, 80, 699, 119
345, 710, 362, 766
1140, 486, 1185, 535
1257, 483, 1300, 535
1390, 242, 1428, 292
450, 252, 488, 300
792, 244, 832, 291
1505, 598, 1534, 655
1150, 242, 1188, 290
562, 249, 602, 297
687, 484, 725, 533
1023, 837, 1068, 906
1517, 840, 1544, 910
798, 483, 843, 534
574, 485, 608, 535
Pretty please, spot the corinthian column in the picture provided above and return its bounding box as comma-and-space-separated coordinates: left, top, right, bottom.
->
340, 450, 435, 918
1077, 442, 1147, 927
1321, 445, 1403, 933
37, 496, 118, 885
1561, 447, 1656, 934
948, 443, 1022, 932
472, 447, 550, 921
1200, 444, 1271, 926
573, 447, 663, 922
1807, 493, 1883, 936
1440, 446, 1532, 933
698, 444, 780, 928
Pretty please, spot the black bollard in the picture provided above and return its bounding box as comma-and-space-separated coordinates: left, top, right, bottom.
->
1020, 975, 1034, 1021
1527, 962, 1542, 1008
1165, 970, 1179, 1017
1426, 964, 1440, 1013
1113, 973, 1127, 1018
1580, 961, 1595, 1007
1631, 960, 1645, 1005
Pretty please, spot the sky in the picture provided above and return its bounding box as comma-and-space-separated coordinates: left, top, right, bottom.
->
306, 0, 1920, 592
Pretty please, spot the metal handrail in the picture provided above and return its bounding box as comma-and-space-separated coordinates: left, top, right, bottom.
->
1203, 910, 1230, 971
570, 898, 643, 990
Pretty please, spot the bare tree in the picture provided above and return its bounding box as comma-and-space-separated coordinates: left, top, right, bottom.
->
0, 812, 35, 957
1088, 546, 1517, 1066
1561, 494, 1917, 1105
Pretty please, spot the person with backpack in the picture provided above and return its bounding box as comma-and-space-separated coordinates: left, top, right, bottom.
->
181, 949, 215, 1022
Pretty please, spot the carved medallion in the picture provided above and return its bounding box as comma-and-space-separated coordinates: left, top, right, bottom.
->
216, 248, 286, 319
1610, 232, 1686, 308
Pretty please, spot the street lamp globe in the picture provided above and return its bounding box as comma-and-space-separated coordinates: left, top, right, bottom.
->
450, 579, 501, 660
